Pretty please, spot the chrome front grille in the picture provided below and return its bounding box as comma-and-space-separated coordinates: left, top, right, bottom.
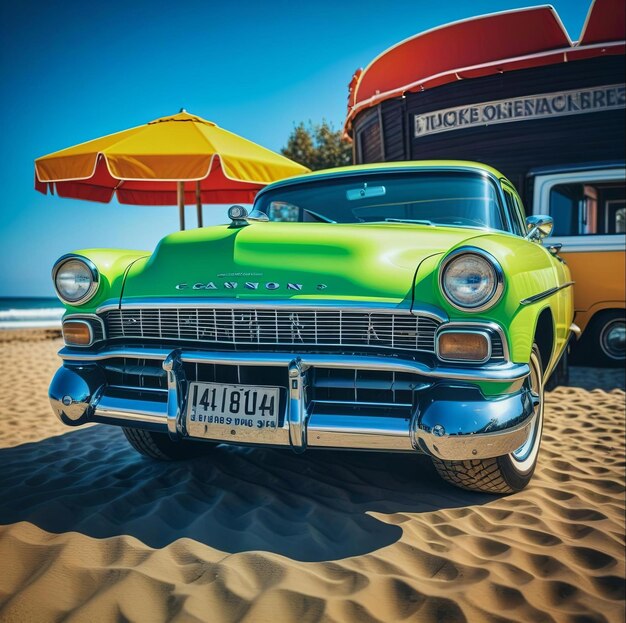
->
311, 367, 428, 413
103, 307, 441, 353
99, 359, 427, 419
491, 333, 505, 359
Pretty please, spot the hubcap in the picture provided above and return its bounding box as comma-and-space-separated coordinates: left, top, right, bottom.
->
600, 320, 626, 360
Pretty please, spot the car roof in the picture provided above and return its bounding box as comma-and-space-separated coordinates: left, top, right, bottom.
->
259, 160, 508, 195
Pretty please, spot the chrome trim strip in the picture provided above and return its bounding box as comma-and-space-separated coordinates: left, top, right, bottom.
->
108, 384, 167, 394
312, 400, 412, 408
560, 243, 626, 253
435, 329, 492, 364
307, 415, 414, 451
98, 332, 440, 353
59, 347, 530, 382
94, 394, 167, 425
520, 281, 575, 305
439, 247, 505, 313
308, 415, 411, 438
96, 298, 121, 314
551, 237, 626, 253
97, 297, 446, 321
52, 254, 100, 306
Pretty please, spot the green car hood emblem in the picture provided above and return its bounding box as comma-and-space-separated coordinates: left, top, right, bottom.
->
122, 222, 481, 305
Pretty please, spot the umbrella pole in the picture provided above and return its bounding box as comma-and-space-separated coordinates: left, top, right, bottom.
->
177, 181, 185, 230
195, 181, 203, 228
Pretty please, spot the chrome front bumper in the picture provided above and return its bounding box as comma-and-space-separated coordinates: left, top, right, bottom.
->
49, 347, 536, 461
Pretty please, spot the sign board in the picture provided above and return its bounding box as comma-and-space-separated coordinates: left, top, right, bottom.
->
414, 84, 626, 138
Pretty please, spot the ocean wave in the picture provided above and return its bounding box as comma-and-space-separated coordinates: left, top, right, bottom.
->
0, 308, 64, 321
0, 308, 63, 330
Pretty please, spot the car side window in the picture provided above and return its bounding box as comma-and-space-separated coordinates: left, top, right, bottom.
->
502, 186, 526, 237
512, 193, 528, 235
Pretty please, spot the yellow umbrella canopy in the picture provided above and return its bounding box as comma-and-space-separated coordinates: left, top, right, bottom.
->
35, 111, 310, 229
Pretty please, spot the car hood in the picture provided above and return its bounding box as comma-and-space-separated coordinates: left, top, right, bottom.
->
121, 222, 483, 306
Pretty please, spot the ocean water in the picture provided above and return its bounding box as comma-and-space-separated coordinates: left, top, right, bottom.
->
0, 297, 64, 329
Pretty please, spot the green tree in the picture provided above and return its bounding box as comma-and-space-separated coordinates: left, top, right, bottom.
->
282, 121, 352, 171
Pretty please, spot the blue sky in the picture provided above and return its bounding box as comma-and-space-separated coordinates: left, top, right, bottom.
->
0, 0, 592, 297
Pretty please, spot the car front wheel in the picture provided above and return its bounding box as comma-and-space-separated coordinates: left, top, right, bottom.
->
432, 346, 544, 494
122, 427, 216, 460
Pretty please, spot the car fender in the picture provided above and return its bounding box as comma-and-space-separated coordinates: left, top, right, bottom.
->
423, 233, 573, 365
58, 249, 149, 314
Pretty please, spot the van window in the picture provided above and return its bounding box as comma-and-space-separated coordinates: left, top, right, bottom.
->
549, 180, 626, 236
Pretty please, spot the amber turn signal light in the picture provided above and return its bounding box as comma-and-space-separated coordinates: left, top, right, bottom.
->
437, 331, 490, 362
62, 321, 92, 346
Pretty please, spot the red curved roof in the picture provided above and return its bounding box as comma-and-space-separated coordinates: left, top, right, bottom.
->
579, 0, 626, 44
345, 0, 625, 134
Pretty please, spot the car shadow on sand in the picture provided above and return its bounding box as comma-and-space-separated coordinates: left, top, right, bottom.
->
0, 426, 492, 562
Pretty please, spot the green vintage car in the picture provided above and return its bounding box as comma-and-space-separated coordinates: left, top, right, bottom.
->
49, 161, 575, 493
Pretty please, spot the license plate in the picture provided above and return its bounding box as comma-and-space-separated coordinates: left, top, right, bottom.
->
186, 382, 280, 435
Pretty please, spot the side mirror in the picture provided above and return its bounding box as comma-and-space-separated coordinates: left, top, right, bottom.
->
525, 215, 554, 241
226, 205, 268, 229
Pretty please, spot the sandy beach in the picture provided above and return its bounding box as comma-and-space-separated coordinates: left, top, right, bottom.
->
0, 334, 624, 622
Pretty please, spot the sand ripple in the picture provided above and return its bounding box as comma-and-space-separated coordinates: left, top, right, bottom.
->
0, 339, 624, 622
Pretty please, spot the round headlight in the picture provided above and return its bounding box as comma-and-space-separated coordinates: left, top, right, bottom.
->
52, 256, 99, 305
440, 249, 503, 311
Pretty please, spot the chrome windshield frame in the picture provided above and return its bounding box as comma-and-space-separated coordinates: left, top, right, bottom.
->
252, 165, 515, 235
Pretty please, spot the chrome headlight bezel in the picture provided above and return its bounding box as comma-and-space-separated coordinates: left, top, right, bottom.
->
439, 247, 504, 312
52, 254, 100, 306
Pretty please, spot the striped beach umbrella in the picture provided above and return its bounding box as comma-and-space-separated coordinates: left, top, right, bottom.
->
35, 110, 309, 229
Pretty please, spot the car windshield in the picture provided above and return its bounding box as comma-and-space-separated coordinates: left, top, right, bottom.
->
254, 171, 506, 231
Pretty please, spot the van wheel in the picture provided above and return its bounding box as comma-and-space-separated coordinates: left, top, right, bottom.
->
432, 346, 544, 494
122, 427, 215, 460
582, 310, 626, 367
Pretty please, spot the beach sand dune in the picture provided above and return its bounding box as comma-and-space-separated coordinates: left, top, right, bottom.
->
0, 337, 624, 622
